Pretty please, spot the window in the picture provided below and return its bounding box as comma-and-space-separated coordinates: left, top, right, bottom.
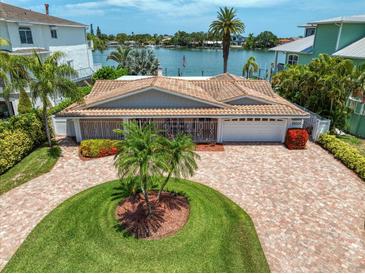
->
288, 54, 299, 65
50, 29, 58, 39
19, 27, 33, 44
305, 27, 316, 37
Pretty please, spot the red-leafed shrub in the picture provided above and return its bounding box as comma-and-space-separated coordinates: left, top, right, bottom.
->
285, 129, 309, 150
80, 139, 119, 158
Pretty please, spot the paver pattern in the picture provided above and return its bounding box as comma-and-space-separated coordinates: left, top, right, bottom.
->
0, 139, 364, 272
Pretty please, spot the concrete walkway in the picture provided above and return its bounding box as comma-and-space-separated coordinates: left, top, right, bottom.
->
0, 139, 364, 272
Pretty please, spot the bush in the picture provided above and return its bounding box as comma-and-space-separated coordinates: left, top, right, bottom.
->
80, 139, 119, 158
18, 90, 33, 114
92, 66, 128, 82
0, 112, 46, 174
318, 134, 365, 180
49, 86, 92, 115
285, 129, 309, 150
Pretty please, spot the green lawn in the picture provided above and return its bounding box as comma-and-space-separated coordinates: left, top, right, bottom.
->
3, 179, 270, 273
0, 146, 61, 195
337, 134, 365, 156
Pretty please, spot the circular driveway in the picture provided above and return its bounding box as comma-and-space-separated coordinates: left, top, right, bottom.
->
0, 140, 364, 272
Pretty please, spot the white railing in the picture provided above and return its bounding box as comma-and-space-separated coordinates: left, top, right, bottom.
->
295, 104, 331, 141
70, 67, 94, 82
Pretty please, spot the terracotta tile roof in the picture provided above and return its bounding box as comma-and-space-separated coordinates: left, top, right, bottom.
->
79, 77, 227, 109
60, 75, 309, 118
210, 73, 244, 81
58, 105, 308, 118
0, 2, 86, 27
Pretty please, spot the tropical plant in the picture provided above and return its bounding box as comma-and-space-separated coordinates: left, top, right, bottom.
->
209, 7, 245, 73
254, 31, 279, 49
125, 49, 159, 75
107, 46, 131, 68
0, 53, 30, 110
92, 66, 128, 82
0, 37, 10, 46
29, 51, 79, 147
18, 90, 33, 114
272, 54, 356, 130
157, 134, 199, 201
243, 56, 259, 78
244, 33, 256, 50
114, 122, 167, 216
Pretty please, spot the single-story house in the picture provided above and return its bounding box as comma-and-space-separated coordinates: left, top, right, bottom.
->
55, 73, 309, 143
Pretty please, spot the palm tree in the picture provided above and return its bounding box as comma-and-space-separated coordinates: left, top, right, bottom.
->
29, 51, 78, 147
157, 134, 200, 201
106, 46, 131, 69
243, 56, 259, 78
209, 7, 245, 73
0, 53, 30, 112
125, 49, 159, 75
114, 122, 166, 216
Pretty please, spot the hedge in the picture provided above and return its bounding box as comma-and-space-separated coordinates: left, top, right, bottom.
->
0, 112, 47, 174
318, 134, 365, 180
80, 139, 119, 158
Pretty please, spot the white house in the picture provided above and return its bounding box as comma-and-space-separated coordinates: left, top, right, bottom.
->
0, 2, 96, 118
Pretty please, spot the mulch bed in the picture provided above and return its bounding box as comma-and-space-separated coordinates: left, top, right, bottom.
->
195, 143, 224, 152
116, 192, 189, 239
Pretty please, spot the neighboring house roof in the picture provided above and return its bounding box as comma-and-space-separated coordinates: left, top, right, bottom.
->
59, 75, 308, 118
0, 2, 86, 27
270, 35, 314, 54
308, 14, 365, 24
333, 37, 365, 59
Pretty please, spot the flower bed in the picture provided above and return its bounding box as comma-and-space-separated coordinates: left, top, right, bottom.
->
285, 129, 309, 150
318, 134, 365, 180
80, 139, 119, 158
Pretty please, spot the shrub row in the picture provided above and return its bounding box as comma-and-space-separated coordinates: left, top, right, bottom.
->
80, 139, 119, 158
0, 112, 47, 174
318, 134, 365, 180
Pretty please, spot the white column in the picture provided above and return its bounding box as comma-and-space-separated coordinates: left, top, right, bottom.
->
217, 118, 223, 143
74, 118, 82, 143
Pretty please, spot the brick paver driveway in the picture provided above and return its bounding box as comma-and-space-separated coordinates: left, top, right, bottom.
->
0, 140, 364, 272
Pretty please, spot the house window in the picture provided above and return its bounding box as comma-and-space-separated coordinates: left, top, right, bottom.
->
19, 27, 33, 44
50, 29, 58, 39
288, 54, 299, 65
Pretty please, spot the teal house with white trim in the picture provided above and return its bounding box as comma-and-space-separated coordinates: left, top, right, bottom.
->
270, 15, 365, 67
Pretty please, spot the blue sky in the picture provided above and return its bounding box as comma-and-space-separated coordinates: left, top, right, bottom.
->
7, 0, 365, 37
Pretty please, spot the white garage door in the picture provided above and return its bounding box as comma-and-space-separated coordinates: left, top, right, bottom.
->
222, 119, 287, 143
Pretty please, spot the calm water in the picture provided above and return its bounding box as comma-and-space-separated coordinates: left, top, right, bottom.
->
93, 47, 285, 78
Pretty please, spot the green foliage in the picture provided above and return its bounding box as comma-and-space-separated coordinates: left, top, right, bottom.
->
92, 66, 128, 82
87, 33, 107, 52
242, 56, 259, 78
0, 146, 60, 195
254, 31, 279, 49
29, 51, 79, 146
273, 54, 357, 130
318, 134, 365, 180
18, 90, 33, 114
3, 179, 269, 272
80, 139, 119, 158
107, 46, 131, 69
209, 7, 245, 72
125, 49, 159, 75
0, 112, 46, 174
49, 86, 92, 115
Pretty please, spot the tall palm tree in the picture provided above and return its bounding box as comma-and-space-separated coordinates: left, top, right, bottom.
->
209, 7, 245, 73
106, 46, 131, 69
29, 52, 78, 147
0, 53, 30, 112
243, 56, 259, 78
114, 122, 167, 216
157, 134, 200, 201
126, 49, 159, 75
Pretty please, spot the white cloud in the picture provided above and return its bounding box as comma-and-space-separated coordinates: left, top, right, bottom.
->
64, 0, 290, 18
